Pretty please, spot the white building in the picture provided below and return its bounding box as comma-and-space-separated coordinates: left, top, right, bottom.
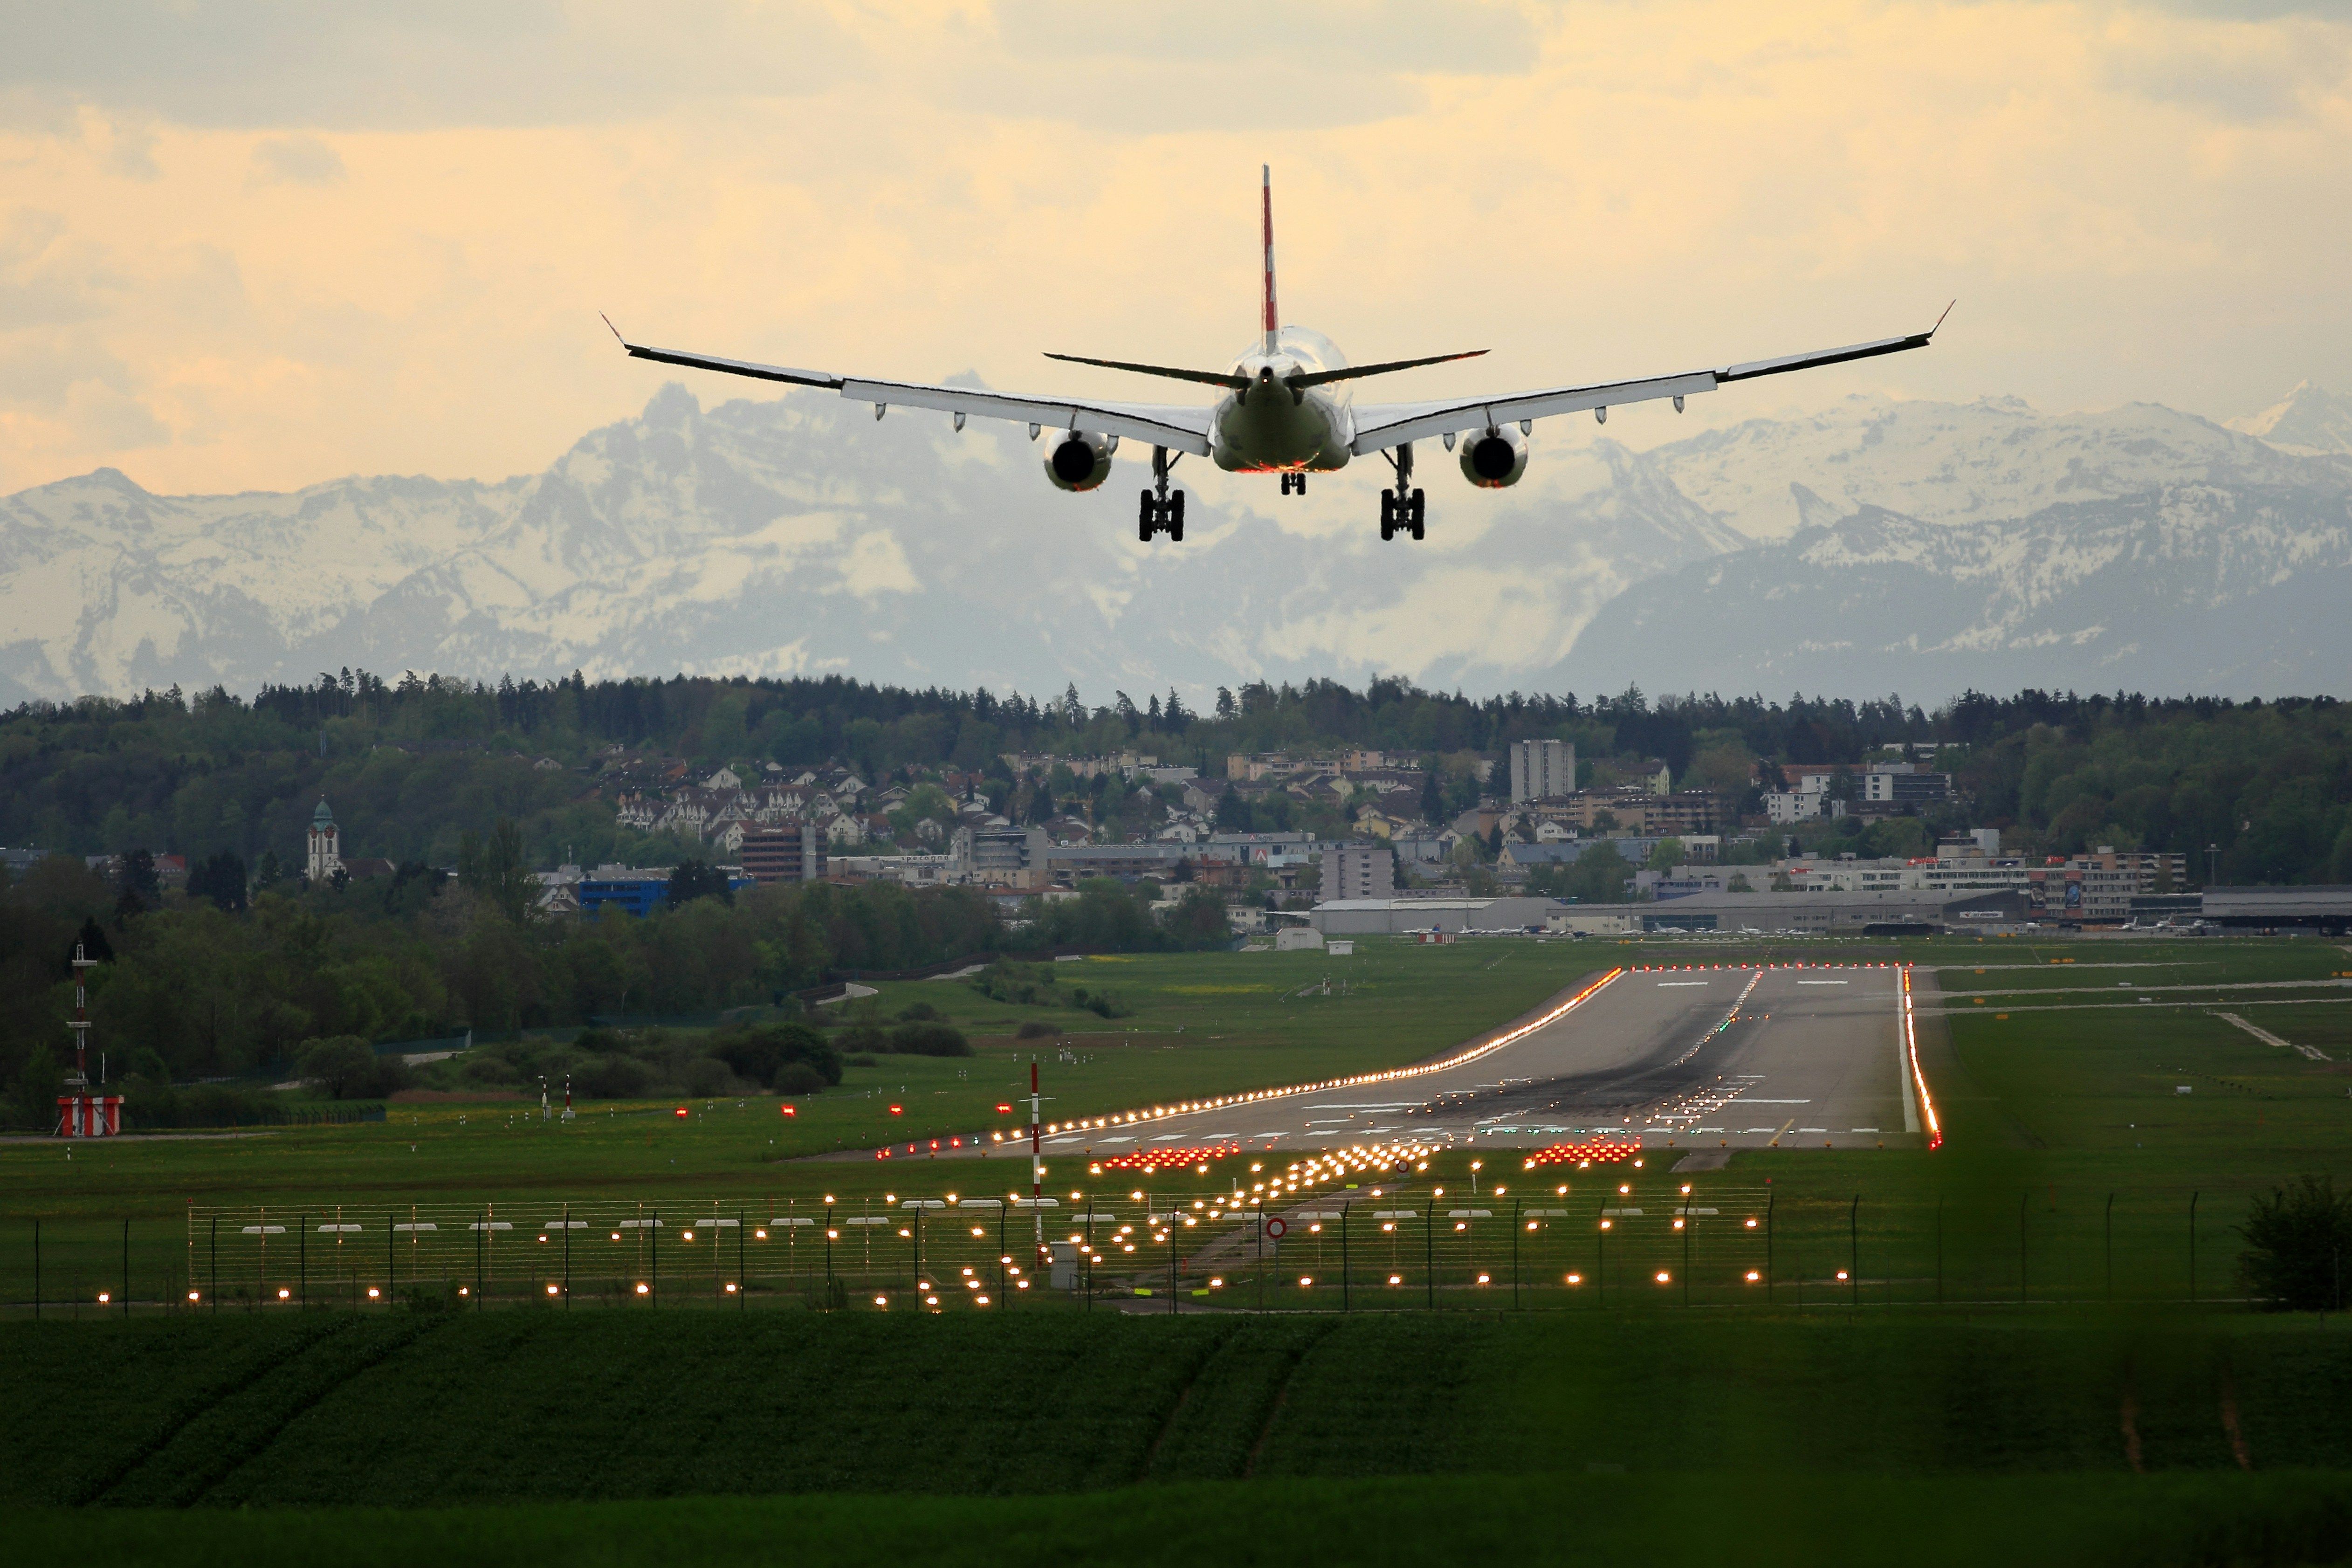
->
1510, 739, 1576, 804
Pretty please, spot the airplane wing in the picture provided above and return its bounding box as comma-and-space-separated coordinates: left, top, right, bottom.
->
1347, 312, 1948, 454
605, 320, 1215, 456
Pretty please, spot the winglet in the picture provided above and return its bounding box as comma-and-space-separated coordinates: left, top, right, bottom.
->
599, 311, 628, 350
1929, 300, 1955, 338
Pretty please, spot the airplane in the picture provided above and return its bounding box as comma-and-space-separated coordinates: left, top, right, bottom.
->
604, 168, 1947, 545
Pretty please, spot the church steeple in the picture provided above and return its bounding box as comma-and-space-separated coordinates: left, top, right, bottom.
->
306, 797, 342, 882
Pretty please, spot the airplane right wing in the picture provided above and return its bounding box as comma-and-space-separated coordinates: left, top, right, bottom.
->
1347, 313, 1948, 454
606, 320, 1216, 455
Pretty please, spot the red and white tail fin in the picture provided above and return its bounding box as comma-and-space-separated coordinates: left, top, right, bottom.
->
1261, 164, 1279, 355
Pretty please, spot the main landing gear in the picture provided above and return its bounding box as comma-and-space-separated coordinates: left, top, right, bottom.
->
1139, 446, 1184, 542
1380, 441, 1425, 541
1279, 472, 1307, 495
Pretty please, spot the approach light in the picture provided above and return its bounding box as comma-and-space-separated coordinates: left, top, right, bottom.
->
636, 1283, 649, 1295
1566, 1273, 1583, 1286
365, 1288, 378, 1300
1746, 1270, 1761, 1283
1654, 1272, 1670, 1285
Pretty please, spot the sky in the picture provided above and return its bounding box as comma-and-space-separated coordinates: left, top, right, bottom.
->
3, 0, 2349, 497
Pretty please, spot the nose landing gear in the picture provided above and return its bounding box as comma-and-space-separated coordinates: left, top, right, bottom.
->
1139, 446, 1185, 542
1379, 442, 1425, 541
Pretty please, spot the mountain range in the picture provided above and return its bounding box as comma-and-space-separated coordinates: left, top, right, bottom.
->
2, 378, 2346, 708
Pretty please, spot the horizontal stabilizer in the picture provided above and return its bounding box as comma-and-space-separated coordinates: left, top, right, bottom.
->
1284, 349, 1487, 390
1042, 353, 1248, 390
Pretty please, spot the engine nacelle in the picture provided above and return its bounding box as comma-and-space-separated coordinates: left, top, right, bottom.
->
1044, 431, 1116, 492
1459, 425, 1529, 488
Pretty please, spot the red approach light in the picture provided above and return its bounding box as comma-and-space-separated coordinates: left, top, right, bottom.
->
996, 1103, 1014, 1114
929, 1139, 940, 1151
890, 1105, 904, 1116
674, 1107, 689, 1118
780, 1105, 796, 1117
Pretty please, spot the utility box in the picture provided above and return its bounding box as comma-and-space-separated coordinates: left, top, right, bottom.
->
1050, 1241, 1079, 1290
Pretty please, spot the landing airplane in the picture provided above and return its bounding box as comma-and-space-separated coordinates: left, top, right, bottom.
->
605, 169, 1946, 543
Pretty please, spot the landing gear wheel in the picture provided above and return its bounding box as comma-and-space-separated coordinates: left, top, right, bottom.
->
1138, 488, 1156, 542
1169, 491, 1185, 542
1293, 473, 1307, 495
1409, 488, 1426, 541
1379, 489, 1396, 541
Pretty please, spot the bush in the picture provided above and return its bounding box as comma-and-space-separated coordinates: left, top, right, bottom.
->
1013, 1021, 1060, 1040
577, 1053, 651, 1100
684, 1057, 732, 1097
896, 1001, 940, 1022
573, 1028, 627, 1052
706, 1022, 843, 1088
1070, 986, 1131, 1020
2239, 1174, 2352, 1310
775, 1060, 828, 1096
846, 1053, 879, 1068
297, 1036, 378, 1100
839, 1022, 889, 1057
888, 1021, 972, 1057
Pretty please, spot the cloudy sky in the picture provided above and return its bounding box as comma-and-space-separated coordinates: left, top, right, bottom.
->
3, 0, 2347, 496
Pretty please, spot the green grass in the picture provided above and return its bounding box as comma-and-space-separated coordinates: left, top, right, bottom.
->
5, 1311, 2350, 1510
9, 1470, 2352, 1568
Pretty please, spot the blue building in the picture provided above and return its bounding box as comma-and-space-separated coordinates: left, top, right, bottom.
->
576, 865, 759, 917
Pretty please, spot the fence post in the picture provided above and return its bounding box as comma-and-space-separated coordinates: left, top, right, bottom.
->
1766, 1190, 1775, 1308
1511, 1198, 1522, 1310
1935, 1196, 1944, 1307
475, 1209, 483, 1311
2189, 1191, 2200, 1307
738, 1208, 746, 1312
33, 1219, 40, 1320
299, 1215, 307, 1309
209, 1216, 217, 1314
1684, 1197, 1693, 1307
1424, 1203, 1435, 1312
651, 1210, 659, 1308
122, 1219, 131, 1318
1850, 1195, 1860, 1308
385, 1211, 394, 1304
2104, 1193, 2114, 1302
563, 1202, 571, 1309
2019, 1192, 2028, 1307
1341, 1201, 1351, 1314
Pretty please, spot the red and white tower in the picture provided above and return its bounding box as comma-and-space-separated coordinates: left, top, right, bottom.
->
56, 942, 122, 1138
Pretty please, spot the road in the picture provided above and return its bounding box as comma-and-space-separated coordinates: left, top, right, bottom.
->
1040, 963, 1919, 1160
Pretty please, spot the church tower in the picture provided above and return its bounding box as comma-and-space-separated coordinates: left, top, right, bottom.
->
306, 798, 342, 882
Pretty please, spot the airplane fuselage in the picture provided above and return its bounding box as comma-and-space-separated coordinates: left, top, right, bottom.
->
1210, 325, 1354, 472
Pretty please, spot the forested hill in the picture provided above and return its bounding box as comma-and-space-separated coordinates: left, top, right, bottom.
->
0, 673, 2346, 882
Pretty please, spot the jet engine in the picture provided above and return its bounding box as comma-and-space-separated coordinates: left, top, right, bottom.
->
1044, 431, 1116, 492
1458, 425, 1528, 488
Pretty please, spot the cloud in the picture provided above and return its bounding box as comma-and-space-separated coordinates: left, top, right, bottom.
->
249, 134, 344, 185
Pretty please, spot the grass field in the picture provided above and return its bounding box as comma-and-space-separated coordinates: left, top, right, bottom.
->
7, 1311, 2349, 1509
13, 1471, 2352, 1568
5, 1311, 2352, 1563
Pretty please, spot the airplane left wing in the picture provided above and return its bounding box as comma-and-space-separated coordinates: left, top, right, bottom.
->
605, 320, 1216, 455
1347, 313, 1947, 454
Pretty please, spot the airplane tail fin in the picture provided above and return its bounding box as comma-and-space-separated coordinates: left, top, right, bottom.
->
1261, 165, 1278, 356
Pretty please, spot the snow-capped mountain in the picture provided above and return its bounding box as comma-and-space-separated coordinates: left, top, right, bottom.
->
2226, 382, 2352, 459
1554, 482, 2352, 698
0, 381, 2345, 706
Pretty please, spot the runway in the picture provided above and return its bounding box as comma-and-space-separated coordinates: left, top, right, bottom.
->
1041, 963, 1920, 1159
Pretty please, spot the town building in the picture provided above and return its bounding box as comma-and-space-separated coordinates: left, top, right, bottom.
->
738, 822, 826, 885
1320, 845, 1394, 902
1310, 896, 1565, 935
1509, 739, 1576, 803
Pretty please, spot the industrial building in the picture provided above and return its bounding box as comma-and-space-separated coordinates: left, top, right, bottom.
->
1311, 896, 1565, 935
1626, 887, 2033, 934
